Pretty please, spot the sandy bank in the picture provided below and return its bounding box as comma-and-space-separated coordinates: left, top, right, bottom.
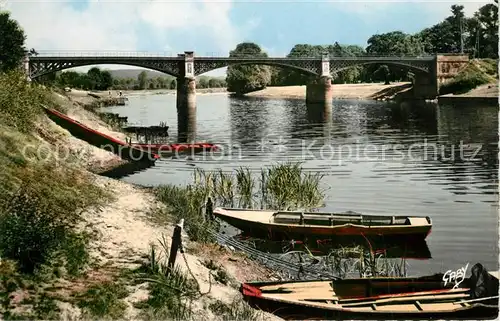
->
246, 82, 412, 100
439, 83, 499, 98
40, 91, 282, 320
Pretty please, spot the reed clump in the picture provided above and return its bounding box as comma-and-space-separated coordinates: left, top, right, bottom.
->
154, 162, 325, 242
132, 236, 200, 320
325, 246, 408, 279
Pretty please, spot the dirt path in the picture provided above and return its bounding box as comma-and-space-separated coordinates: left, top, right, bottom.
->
45, 92, 282, 320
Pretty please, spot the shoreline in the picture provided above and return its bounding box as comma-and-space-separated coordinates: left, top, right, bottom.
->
69, 81, 498, 105
32, 89, 284, 320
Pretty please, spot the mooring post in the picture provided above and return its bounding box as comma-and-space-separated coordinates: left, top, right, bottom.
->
167, 218, 184, 275
206, 197, 214, 221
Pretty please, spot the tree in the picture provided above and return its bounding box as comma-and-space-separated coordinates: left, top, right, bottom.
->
100, 70, 113, 90
473, 2, 498, 58
138, 71, 147, 90
226, 42, 272, 95
170, 79, 177, 89
375, 65, 391, 84
87, 67, 103, 90
0, 11, 27, 73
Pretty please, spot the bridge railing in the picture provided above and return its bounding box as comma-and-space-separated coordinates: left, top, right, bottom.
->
31, 50, 436, 60
34, 51, 179, 57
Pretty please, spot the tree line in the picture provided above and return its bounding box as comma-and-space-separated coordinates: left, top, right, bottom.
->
226, 2, 498, 94
56, 69, 227, 91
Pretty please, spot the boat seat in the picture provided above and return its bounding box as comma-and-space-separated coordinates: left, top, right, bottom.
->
273, 213, 302, 224
407, 217, 429, 226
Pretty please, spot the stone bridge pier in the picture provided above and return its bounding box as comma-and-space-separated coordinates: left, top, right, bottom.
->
305, 54, 333, 116
410, 54, 468, 100
176, 52, 197, 143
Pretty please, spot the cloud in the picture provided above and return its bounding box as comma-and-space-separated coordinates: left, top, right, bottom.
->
334, 0, 491, 19
4, 0, 254, 72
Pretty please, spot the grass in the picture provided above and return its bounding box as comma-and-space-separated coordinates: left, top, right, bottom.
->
208, 297, 262, 321
439, 59, 497, 95
0, 71, 114, 318
132, 237, 200, 321
325, 245, 408, 278
0, 71, 64, 133
75, 282, 129, 319
154, 162, 325, 242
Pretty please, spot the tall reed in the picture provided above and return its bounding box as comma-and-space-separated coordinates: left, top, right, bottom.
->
155, 162, 325, 242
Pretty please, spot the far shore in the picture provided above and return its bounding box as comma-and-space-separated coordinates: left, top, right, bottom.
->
68, 81, 498, 103
81, 82, 412, 101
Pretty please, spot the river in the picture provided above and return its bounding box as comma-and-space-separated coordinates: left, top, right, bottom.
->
103, 92, 499, 276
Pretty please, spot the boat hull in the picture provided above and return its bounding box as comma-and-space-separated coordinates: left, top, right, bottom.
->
43, 107, 159, 162
215, 212, 432, 241
242, 291, 498, 320
241, 271, 499, 320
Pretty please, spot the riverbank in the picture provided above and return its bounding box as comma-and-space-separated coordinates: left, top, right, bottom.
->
73, 83, 412, 101
0, 73, 282, 321
437, 83, 498, 105
247, 82, 413, 100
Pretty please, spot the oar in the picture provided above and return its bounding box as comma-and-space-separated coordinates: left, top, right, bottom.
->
339, 287, 470, 304
453, 295, 499, 305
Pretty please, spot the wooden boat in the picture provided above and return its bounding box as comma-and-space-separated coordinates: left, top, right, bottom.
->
241, 263, 499, 320
132, 143, 218, 156
213, 208, 432, 241
43, 107, 160, 162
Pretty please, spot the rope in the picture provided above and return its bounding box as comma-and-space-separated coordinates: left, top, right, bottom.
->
205, 227, 340, 280
179, 238, 212, 298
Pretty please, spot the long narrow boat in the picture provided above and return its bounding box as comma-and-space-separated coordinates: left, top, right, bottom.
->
213, 208, 432, 241
43, 107, 160, 162
241, 263, 499, 319
131, 142, 218, 156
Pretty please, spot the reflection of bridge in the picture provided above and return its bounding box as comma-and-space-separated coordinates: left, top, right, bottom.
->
24, 51, 469, 142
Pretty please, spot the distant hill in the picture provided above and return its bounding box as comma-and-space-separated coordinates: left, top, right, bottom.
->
107, 69, 168, 80
106, 69, 226, 80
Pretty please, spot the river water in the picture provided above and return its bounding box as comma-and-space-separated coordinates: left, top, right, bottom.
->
103, 92, 499, 276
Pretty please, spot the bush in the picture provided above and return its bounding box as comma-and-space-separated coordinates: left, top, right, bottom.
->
439, 63, 492, 95
0, 71, 55, 133
0, 164, 109, 274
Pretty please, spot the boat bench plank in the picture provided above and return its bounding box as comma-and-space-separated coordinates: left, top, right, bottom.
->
341, 293, 469, 307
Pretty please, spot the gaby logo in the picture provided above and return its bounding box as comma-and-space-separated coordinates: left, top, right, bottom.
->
443, 263, 469, 289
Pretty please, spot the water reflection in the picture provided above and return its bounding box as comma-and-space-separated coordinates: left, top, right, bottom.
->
228, 97, 270, 147
103, 94, 499, 275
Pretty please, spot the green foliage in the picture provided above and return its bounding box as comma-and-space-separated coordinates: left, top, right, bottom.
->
226, 42, 272, 95
57, 67, 113, 90
133, 241, 199, 320
208, 298, 259, 321
0, 165, 108, 273
0, 11, 26, 73
439, 62, 492, 95
138, 70, 148, 90
154, 162, 325, 242
76, 282, 129, 319
0, 71, 55, 133
154, 184, 218, 243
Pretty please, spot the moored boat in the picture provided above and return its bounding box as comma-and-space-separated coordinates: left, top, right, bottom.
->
131, 142, 218, 156
241, 262, 499, 320
213, 208, 432, 241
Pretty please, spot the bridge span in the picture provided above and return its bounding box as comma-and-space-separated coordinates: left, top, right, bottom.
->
24, 51, 469, 142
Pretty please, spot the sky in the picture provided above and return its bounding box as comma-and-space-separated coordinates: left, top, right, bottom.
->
3, 0, 493, 76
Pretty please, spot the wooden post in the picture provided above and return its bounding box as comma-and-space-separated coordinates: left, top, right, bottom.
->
167, 219, 184, 275
206, 197, 213, 221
